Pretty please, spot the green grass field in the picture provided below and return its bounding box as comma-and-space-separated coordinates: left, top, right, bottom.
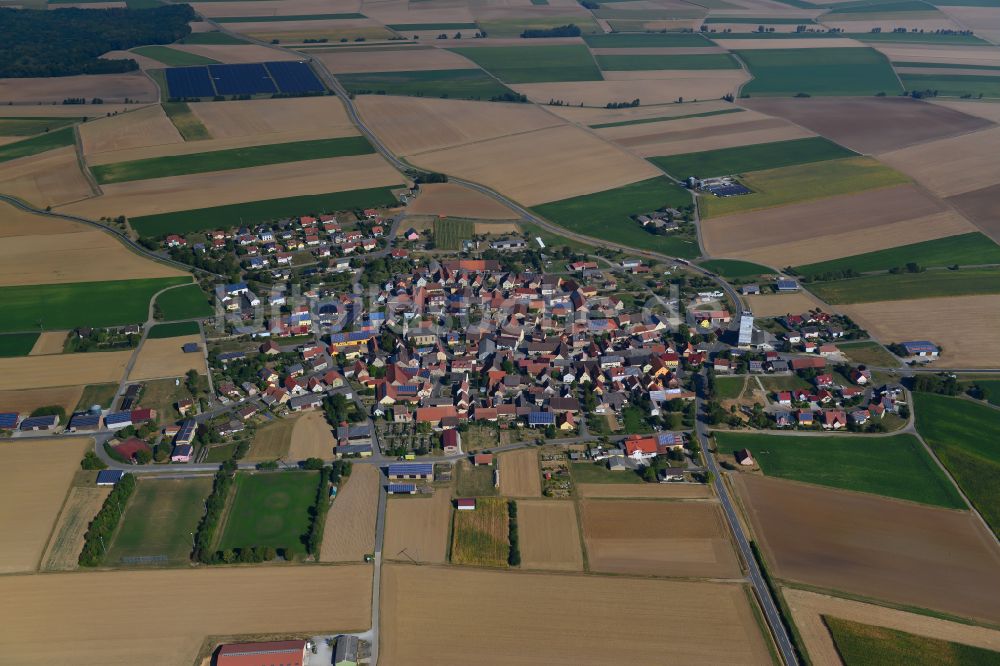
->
595, 53, 738, 71
737, 47, 903, 96
450, 45, 602, 83
715, 376, 747, 400
969, 380, 1000, 408
854, 31, 989, 44
699, 258, 774, 277
827, 0, 935, 12
386, 22, 478, 31
217, 472, 318, 555
570, 461, 643, 484
177, 31, 248, 45
914, 392, 1000, 537
795, 233, 1000, 277
215, 12, 365, 22
155, 284, 214, 320
0, 277, 190, 333
0, 117, 77, 137
0, 126, 75, 164
93, 136, 373, 184
894, 61, 1000, 71
75, 383, 119, 410
583, 33, 714, 47
652, 136, 856, 179
838, 341, 900, 367
589, 107, 743, 129
715, 432, 965, 508
147, 321, 201, 338
759, 374, 812, 392
130, 186, 401, 238
433, 218, 474, 250
107, 478, 213, 565
901, 73, 1000, 98
131, 45, 219, 66
454, 461, 498, 497
533, 177, 699, 258
161, 102, 211, 141
699, 157, 908, 218
0, 332, 38, 357
824, 616, 1000, 665
805, 268, 1000, 304
338, 69, 516, 100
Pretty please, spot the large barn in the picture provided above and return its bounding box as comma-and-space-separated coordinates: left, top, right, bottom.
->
216, 639, 307, 666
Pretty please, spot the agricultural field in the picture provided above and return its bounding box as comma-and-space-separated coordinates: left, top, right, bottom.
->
217, 472, 318, 556
596, 53, 739, 71
0, 116, 76, 137
510, 71, 749, 107
433, 217, 474, 250
78, 105, 183, 159
699, 259, 773, 278
0, 351, 131, 390
0, 146, 93, 209
733, 473, 1000, 622
570, 461, 643, 485
914, 392, 1000, 539
0, 126, 75, 163
576, 483, 713, 499
154, 284, 214, 320
383, 491, 452, 563
477, 15, 602, 39
580, 499, 742, 578
0, 438, 91, 573
320, 464, 378, 562
838, 341, 901, 368
147, 321, 200, 339
380, 564, 773, 665
745, 291, 827, 317
805, 268, 1000, 304
31, 331, 69, 355
583, 33, 716, 48
0, 386, 84, 418
314, 46, 478, 74
0, 332, 39, 357
715, 376, 747, 400
129, 334, 206, 381
75, 383, 119, 410
901, 73, 1000, 98
286, 410, 336, 461
449, 45, 602, 83
498, 449, 541, 497
736, 47, 903, 96
106, 478, 213, 566
0, 566, 371, 666
516, 500, 583, 571
185, 96, 357, 143
337, 69, 516, 101
825, 615, 1000, 665
589, 107, 744, 130
878, 125, 1000, 200
131, 45, 218, 66
715, 432, 964, 508
0, 72, 157, 105
161, 102, 211, 141
451, 496, 509, 567
407, 183, 517, 220
41, 483, 110, 571
650, 136, 856, 179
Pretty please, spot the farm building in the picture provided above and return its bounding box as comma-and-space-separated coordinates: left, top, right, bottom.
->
457, 498, 476, 511
735, 449, 755, 466
171, 444, 193, 463
0, 412, 19, 429
387, 463, 433, 481
387, 483, 416, 495
776, 278, 800, 292
336, 443, 372, 458
104, 410, 133, 430
68, 413, 102, 432
901, 341, 940, 358
96, 470, 125, 486
174, 420, 196, 445
19, 414, 59, 431
473, 453, 494, 466
441, 429, 462, 454
334, 635, 359, 666
216, 639, 307, 666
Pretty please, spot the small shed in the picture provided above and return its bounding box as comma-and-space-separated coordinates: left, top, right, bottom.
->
473, 453, 494, 466
457, 498, 476, 511
735, 449, 755, 466
96, 470, 124, 486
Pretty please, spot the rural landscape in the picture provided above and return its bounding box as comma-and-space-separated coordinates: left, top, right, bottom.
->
2, 0, 1000, 663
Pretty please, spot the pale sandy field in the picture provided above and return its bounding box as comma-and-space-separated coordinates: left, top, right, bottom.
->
0, 104, 140, 119
191, 0, 361, 18
0, 351, 131, 390
713, 37, 865, 49
0, 438, 91, 573
360, 0, 474, 24
0, 200, 86, 237
79, 105, 182, 157
0, 386, 84, 417
101, 49, 163, 71
878, 126, 1000, 197
29, 331, 69, 356
40, 485, 110, 571
876, 44, 1000, 67
407, 183, 518, 219
580, 499, 743, 578
544, 99, 734, 125
320, 464, 379, 562
498, 448, 542, 497
129, 335, 206, 381
746, 291, 827, 316
354, 94, 562, 156
61, 153, 403, 220
840, 295, 1000, 367
786, 587, 1000, 666
0, 230, 184, 286
933, 99, 1000, 123
287, 409, 337, 460
511, 72, 748, 106
380, 564, 772, 665
0, 565, 372, 666
597, 106, 788, 141
313, 45, 477, 73
171, 44, 303, 64
189, 96, 356, 141
576, 482, 713, 498
412, 124, 661, 206
602, 114, 812, 157
0, 72, 157, 104
516, 499, 583, 571
473, 221, 520, 234
383, 492, 452, 563
0, 146, 94, 209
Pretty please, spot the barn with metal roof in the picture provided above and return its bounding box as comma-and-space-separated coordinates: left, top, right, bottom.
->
387, 463, 433, 480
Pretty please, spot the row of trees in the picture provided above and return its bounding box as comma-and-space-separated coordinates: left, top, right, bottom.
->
521, 24, 581, 38
193, 460, 237, 563
507, 500, 521, 566
79, 473, 136, 566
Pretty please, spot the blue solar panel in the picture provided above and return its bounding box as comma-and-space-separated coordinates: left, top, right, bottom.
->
69, 414, 100, 429
105, 411, 132, 425
0, 412, 18, 428
166, 66, 215, 98
388, 463, 433, 476
209, 64, 277, 95
265, 61, 324, 94
96, 470, 124, 485
387, 483, 416, 493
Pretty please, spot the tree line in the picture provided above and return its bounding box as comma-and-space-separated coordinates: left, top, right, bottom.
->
79, 473, 136, 566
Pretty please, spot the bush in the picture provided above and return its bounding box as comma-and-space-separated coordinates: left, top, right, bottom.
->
80, 451, 106, 471
30, 404, 66, 423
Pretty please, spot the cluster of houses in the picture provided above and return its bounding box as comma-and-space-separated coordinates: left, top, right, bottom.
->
771, 375, 904, 429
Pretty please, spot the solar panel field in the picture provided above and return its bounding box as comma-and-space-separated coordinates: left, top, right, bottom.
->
165, 61, 325, 98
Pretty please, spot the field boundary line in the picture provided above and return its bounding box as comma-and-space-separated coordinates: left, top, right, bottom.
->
73, 124, 103, 198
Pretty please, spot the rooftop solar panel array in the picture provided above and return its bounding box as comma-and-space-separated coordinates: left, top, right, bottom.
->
265, 61, 324, 93
209, 63, 277, 95
166, 66, 215, 98
0, 412, 18, 429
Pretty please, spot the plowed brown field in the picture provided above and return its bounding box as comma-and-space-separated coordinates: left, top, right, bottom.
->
320, 464, 378, 562
516, 499, 583, 571
498, 449, 541, 497
878, 126, 1000, 197
383, 492, 451, 563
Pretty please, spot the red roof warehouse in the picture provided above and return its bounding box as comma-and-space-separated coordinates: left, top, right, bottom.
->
216, 640, 306, 666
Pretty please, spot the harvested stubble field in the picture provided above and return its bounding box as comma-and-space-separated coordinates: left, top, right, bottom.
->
839, 294, 1000, 367
287, 409, 336, 460
0, 146, 93, 209
580, 499, 742, 578
451, 496, 509, 567
745, 291, 826, 317
879, 125, 1000, 199
516, 499, 583, 571
129, 335, 206, 381
498, 449, 542, 497
0, 72, 157, 104
0, 438, 91, 573
383, 491, 452, 563
0, 386, 84, 417
785, 587, 1000, 666
30, 331, 69, 356
187, 96, 356, 142
0, 200, 83, 238
41, 484, 110, 571
449, 45, 602, 83
0, 351, 130, 390
320, 464, 378, 562
742, 96, 994, 154
733, 474, 1000, 622
313, 45, 477, 73
0, 565, 372, 666
406, 182, 517, 220
576, 482, 714, 498
510, 72, 748, 106
545, 98, 735, 126
171, 43, 304, 64
380, 564, 773, 665
78, 105, 182, 159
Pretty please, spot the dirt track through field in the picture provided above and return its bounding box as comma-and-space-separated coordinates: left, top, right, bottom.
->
0, 351, 131, 390
0, 565, 372, 665
785, 587, 1000, 666
733, 474, 1000, 623
498, 449, 541, 497
0, 438, 91, 573
41, 485, 110, 571
380, 564, 773, 665
129, 335, 206, 381
383, 491, 451, 563
516, 500, 583, 571
287, 410, 336, 460
320, 464, 378, 562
